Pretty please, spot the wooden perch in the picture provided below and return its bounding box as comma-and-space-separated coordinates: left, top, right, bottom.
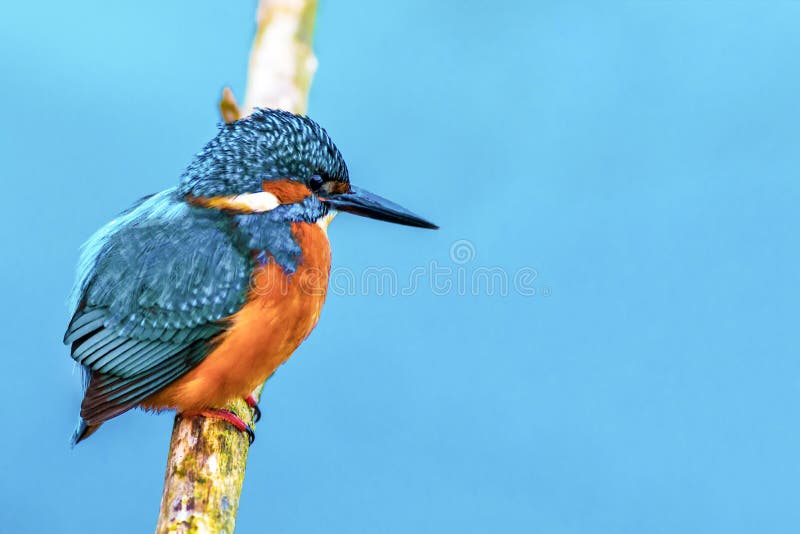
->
155, 1, 318, 532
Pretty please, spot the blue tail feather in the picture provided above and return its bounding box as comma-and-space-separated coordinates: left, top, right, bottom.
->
70, 418, 100, 447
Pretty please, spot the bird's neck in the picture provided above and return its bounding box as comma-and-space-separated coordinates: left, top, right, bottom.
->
229, 197, 329, 275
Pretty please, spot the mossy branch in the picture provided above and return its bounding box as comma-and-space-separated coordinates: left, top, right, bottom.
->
155, 1, 318, 532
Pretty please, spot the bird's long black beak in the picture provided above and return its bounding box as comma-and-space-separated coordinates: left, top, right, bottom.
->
322, 185, 438, 229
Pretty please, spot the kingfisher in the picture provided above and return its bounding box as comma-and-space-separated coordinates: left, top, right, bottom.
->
64, 109, 436, 445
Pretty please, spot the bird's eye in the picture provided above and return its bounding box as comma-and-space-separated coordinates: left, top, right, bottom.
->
309, 175, 324, 192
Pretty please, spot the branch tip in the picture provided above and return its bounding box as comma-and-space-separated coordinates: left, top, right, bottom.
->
219, 87, 242, 123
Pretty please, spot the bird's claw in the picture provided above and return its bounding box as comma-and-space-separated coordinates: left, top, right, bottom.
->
182, 408, 255, 445
245, 394, 262, 423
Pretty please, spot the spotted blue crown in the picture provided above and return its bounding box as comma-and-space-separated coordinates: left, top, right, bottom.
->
178, 108, 350, 198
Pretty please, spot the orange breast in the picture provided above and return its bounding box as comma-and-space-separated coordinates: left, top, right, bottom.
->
142, 221, 331, 411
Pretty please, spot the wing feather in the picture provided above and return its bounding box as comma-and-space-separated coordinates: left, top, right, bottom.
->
64, 190, 251, 425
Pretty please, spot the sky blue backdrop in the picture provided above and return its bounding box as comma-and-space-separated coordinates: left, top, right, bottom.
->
1, 1, 798, 532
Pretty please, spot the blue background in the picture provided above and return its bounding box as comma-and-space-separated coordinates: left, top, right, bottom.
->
1, 1, 798, 532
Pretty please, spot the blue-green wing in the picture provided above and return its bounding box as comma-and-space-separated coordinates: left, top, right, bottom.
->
64, 190, 252, 424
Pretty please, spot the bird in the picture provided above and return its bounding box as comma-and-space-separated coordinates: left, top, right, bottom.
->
64, 108, 437, 446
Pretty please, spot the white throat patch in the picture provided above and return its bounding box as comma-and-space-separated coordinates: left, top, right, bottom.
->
317, 211, 337, 235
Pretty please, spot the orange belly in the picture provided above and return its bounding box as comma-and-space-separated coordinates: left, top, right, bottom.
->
142, 221, 331, 411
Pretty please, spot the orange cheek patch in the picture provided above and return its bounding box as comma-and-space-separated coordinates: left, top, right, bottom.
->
262, 179, 313, 204
185, 179, 312, 214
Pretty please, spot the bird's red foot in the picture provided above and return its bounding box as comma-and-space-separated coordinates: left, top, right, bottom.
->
245, 394, 262, 423
182, 409, 255, 445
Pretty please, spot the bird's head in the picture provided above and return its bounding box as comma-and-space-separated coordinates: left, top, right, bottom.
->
179, 108, 437, 229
